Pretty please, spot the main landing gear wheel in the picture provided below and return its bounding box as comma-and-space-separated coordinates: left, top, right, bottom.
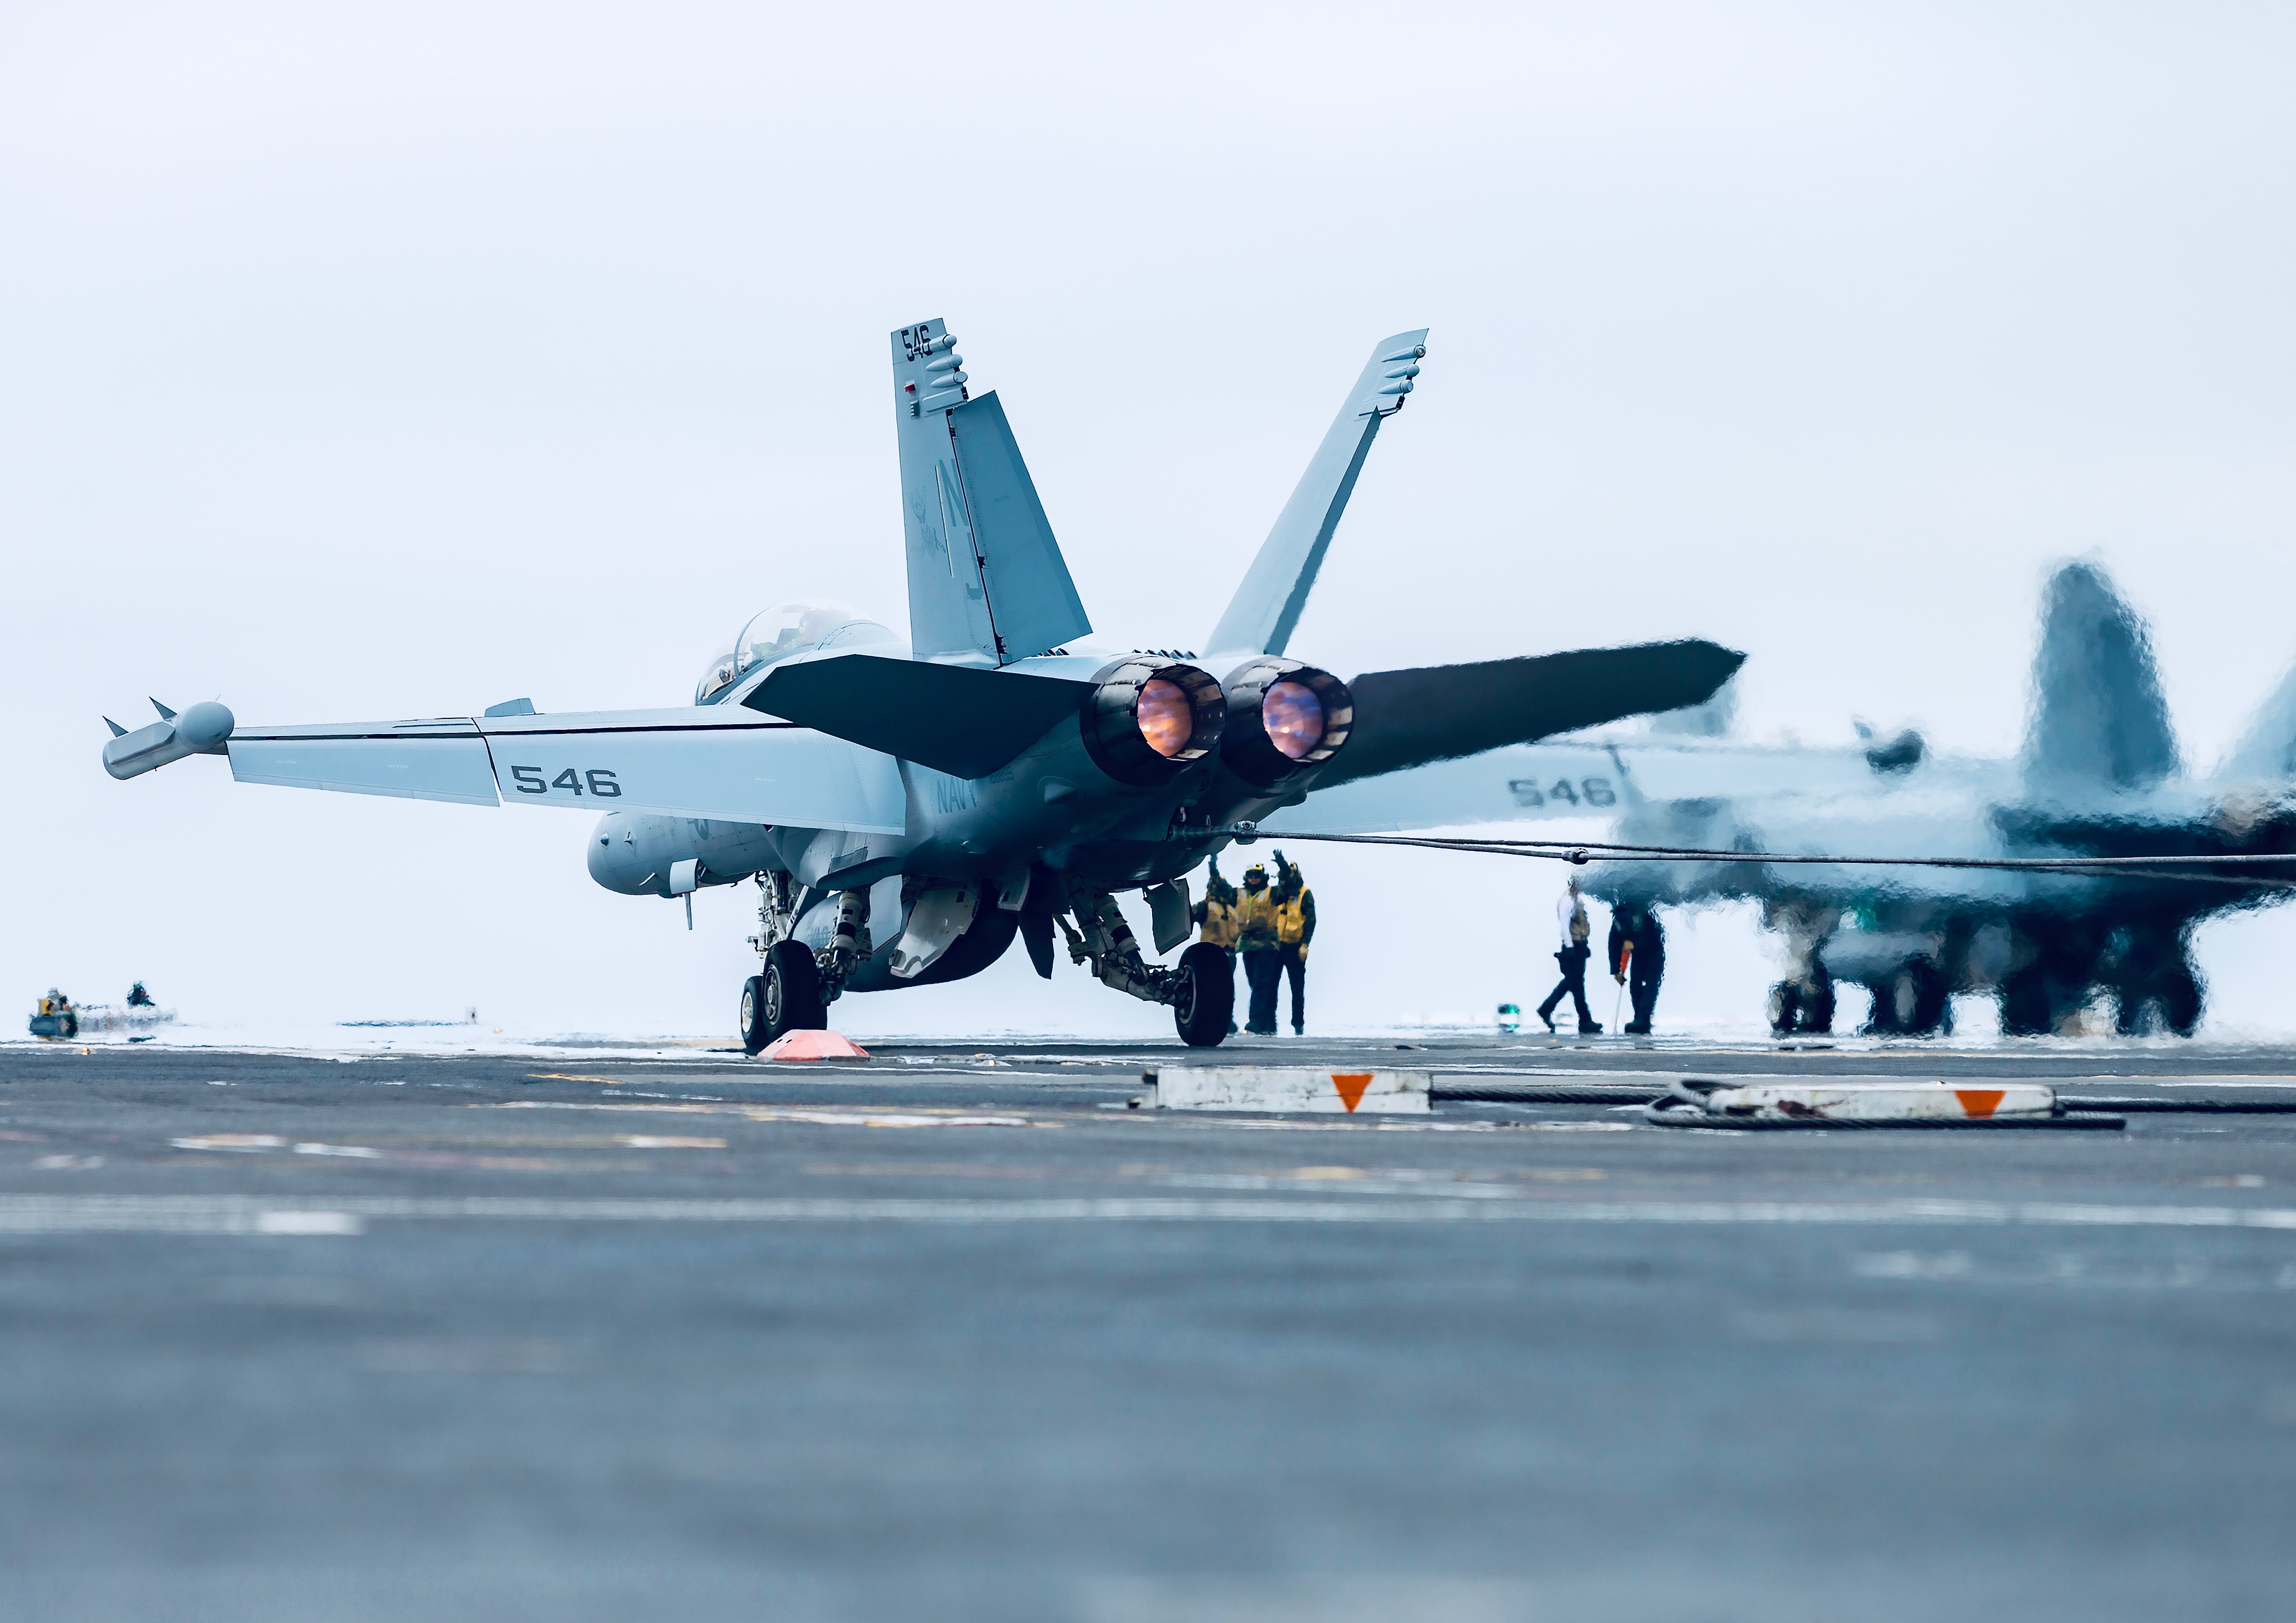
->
739, 976, 769, 1056
1171, 941, 1235, 1048
741, 942, 826, 1056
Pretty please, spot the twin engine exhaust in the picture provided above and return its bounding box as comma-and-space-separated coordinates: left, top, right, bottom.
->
1079, 656, 1353, 790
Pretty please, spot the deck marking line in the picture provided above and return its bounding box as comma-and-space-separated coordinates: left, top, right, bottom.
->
0, 1195, 2294, 1232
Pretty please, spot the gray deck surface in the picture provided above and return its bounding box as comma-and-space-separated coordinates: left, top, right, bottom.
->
2, 1035, 2292, 1621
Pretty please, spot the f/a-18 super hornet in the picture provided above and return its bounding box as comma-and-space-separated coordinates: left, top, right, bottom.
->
1277, 560, 2296, 1038
100, 319, 1740, 1049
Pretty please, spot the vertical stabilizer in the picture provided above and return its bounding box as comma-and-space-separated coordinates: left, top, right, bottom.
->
2219, 659, 2296, 783
891, 320, 1091, 665
1206, 329, 1428, 658
2022, 561, 2180, 792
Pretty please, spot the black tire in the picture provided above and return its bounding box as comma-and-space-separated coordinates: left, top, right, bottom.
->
2159, 964, 2203, 1037
739, 975, 770, 1056
764, 940, 826, 1039
2000, 964, 2052, 1036
1863, 957, 1948, 1038
1906, 957, 1950, 1035
1171, 942, 1234, 1048
1769, 970, 1835, 1036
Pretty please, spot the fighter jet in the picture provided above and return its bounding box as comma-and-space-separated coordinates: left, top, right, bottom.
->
100, 320, 1741, 1049
1277, 560, 2296, 1037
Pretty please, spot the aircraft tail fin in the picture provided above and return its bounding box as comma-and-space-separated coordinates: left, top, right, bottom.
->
2021, 561, 2180, 792
891, 320, 1091, 665
1205, 329, 1428, 658
2219, 659, 2296, 782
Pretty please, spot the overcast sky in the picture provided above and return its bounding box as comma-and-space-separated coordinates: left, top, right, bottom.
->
7, 3, 2294, 1040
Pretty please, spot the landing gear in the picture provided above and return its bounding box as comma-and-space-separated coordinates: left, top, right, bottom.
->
1768, 965, 1835, 1036
2000, 919, 2103, 1036
1054, 879, 1226, 1046
1861, 956, 1951, 1038
744, 939, 824, 1052
1763, 898, 1839, 1038
2105, 927, 2204, 1036
1171, 942, 1235, 1047
739, 872, 845, 1055
739, 976, 770, 1056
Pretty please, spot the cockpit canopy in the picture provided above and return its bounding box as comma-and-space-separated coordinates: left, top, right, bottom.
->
694, 601, 899, 704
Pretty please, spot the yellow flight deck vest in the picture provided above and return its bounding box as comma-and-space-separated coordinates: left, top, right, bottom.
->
1199, 897, 1242, 949
1276, 894, 1308, 945
1235, 888, 1279, 949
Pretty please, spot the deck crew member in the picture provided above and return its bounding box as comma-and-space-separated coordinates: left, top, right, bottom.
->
1535, 877, 1601, 1034
1607, 902, 1665, 1035
1271, 851, 1316, 1035
1192, 857, 1243, 1034
1236, 862, 1284, 1035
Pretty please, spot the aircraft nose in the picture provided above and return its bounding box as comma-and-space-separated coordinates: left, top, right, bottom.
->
586, 811, 655, 894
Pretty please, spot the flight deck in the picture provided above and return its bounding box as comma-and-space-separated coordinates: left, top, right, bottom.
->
2, 1034, 2291, 1622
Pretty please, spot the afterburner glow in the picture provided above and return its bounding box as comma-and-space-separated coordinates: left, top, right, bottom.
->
1137, 679, 1193, 757
1262, 681, 1325, 760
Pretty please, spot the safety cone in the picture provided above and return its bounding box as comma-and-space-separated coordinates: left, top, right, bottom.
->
759, 1029, 870, 1062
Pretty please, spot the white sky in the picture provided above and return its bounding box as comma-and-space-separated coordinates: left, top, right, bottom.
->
6, 3, 2294, 1040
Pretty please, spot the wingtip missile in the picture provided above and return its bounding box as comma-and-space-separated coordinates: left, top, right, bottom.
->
103, 700, 235, 780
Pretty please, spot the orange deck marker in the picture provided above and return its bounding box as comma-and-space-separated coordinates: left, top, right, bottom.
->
1953, 1089, 2006, 1118
1329, 1072, 1374, 1113
760, 1030, 871, 1062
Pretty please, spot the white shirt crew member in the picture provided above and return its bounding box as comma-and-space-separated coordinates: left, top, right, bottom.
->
1556, 889, 1590, 951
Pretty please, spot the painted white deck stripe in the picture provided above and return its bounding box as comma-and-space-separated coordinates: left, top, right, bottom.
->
0, 1194, 2292, 1233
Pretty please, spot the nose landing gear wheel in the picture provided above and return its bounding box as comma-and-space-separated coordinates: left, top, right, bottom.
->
740, 941, 828, 1056
1171, 941, 1235, 1048
739, 976, 769, 1056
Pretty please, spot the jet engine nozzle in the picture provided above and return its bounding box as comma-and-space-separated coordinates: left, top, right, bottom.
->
1079, 658, 1225, 786
1219, 659, 1353, 787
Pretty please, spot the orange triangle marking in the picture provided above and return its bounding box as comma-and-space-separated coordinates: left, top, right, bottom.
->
1954, 1089, 2005, 1118
1329, 1073, 1374, 1113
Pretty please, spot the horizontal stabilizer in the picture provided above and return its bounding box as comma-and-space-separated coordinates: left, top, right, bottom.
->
1313, 641, 1746, 790
749, 654, 1092, 780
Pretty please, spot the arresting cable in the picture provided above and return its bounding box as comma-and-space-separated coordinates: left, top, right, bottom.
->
1194, 825, 2296, 888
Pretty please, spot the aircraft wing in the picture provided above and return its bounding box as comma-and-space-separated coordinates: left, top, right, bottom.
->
1275, 737, 1987, 835
1271, 742, 1633, 833
221, 708, 906, 833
